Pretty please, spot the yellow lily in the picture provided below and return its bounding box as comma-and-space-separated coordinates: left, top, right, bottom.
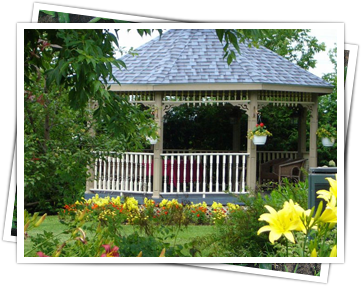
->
258, 205, 299, 244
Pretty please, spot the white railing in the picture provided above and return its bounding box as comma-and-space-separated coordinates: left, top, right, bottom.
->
93, 152, 154, 193
160, 153, 249, 195
92, 151, 301, 195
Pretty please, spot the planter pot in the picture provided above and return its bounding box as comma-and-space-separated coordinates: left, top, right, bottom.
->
252, 135, 268, 145
322, 137, 335, 147
146, 137, 158, 145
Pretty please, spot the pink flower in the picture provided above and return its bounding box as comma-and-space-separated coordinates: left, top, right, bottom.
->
101, 244, 120, 257
37, 252, 49, 257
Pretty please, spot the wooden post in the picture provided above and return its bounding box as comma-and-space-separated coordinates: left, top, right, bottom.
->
246, 91, 258, 190
152, 92, 163, 198
309, 95, 318, 168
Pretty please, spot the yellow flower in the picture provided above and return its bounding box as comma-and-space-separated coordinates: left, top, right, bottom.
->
330, 245, 337, 257
319, 196, 337, 223
257, 205, 299, 244
282, 200, 314, 234
310, 248, 317, 257
317, 176, 337, 203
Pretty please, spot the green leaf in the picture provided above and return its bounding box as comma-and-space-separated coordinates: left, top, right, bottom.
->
216, 29, 225, 43
57, 12, 70, 23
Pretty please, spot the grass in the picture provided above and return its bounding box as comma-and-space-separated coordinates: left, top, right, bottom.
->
24, 215, 218, 257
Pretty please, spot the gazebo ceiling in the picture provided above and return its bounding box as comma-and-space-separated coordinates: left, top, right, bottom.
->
110, 29, 333, 94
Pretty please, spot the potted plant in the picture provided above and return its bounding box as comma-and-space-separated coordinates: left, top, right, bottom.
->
146, 123, 159, 145
316, 124, 336, 147
247, 122, 272, 145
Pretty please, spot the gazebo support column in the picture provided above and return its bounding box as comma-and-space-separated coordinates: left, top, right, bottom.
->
152, 92, 163, 199
309, 96, 318, 168
246, 91, 258, 190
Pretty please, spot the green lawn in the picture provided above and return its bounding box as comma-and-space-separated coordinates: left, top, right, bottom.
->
24, 215, 218, 257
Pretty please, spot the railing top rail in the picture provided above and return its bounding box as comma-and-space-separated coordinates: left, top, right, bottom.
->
92, 151, 154, 156
161, 152, 250, 156
257, 151, 298, 153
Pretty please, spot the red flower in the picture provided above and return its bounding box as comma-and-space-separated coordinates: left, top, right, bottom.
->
37, 252, 49, 257
256, 124, 259, 127
260, 123, 264, 127
197, 214, 200, 217
101, 244, 120, 257
165, 211, 168, 215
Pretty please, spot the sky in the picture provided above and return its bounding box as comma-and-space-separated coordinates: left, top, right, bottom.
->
115, 29, 338, 78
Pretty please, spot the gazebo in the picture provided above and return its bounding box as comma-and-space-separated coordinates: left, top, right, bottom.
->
86, 29, 333, 201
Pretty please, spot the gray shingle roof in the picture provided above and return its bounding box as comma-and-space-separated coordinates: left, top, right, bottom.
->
110, 29, 332, 88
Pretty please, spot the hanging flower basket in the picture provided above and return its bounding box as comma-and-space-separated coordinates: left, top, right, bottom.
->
146, 137, 158, 145
322, 137, 335, 147
317, 125, 336, 147
247, 122, 272, 146
252, 135, 268, 145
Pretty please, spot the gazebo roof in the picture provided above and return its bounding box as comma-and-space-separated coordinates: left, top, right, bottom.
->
110, 29, 333, 92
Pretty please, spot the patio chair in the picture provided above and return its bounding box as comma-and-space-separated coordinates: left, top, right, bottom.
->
278, 158, 308, 184
259, 158, 292, 184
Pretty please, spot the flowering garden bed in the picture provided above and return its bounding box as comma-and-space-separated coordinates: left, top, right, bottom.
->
24, 177, 337, 257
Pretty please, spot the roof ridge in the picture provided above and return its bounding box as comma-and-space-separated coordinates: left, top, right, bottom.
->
159, 30, 202, 83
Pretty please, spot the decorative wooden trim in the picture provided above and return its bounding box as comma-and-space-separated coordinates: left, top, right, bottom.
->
110, 83, 333, 95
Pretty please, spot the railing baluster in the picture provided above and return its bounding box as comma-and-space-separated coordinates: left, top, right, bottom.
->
183, 155, 187, 192
242, 155, 246, 193
148, 155, 152, 193
121, 155, 125, 191
196, 155, 200, 192
94, 158, 98, 190
228, 155, 232, 192
143, 155, 147, 192
116, 157, 120, 190
177, 155, 180, 193
170, 155, 174, 193
134, 155, 138, 192
203, 155, 207, 193
209, 155, 213, 192
130, 154, 134, 191
102, 157, 107, 189
112, 157, 116, 191
190, 155, 194, 192
125, 154, 129, 191
222, 155, 226, 191
107, 156, 111, 190
235, 155, 239, 193
138, 155, 143, 192
216, 155, 219, 192
164, 155, 168, 192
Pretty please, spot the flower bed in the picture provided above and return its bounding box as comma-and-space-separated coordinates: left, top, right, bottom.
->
64, 195, 242, 226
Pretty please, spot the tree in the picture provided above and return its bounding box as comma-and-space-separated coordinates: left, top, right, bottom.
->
317, 46, 337, 166
216, 29, 326, 69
